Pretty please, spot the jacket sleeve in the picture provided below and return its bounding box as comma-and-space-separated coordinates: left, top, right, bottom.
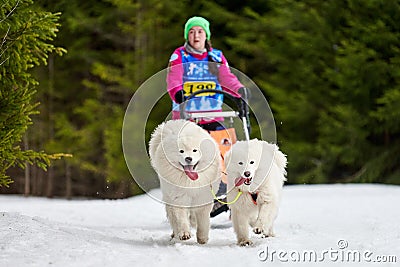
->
166, 48, 184, 102
218, 53, 244, 98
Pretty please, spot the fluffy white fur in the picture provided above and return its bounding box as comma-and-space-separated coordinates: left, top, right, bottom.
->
225, 139, 287, 246
148, 119, 221, 244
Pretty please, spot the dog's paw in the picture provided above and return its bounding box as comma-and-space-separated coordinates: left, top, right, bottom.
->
253, 221, 266, 235
253, 227, 264, 235
238, 239, 253, 247
261, 230, 275, 238
178, 231, 191, 241
197, 236, 208, 244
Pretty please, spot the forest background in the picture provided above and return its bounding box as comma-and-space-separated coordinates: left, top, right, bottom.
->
1, 0, 399, 198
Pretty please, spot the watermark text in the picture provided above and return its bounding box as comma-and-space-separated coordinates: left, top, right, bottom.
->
257, 239, 397, 263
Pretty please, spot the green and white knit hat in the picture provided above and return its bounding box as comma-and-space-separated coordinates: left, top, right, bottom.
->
184, 16, 211, 40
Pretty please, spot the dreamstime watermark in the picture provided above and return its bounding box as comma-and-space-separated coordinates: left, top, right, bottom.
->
257, 239, 398, 264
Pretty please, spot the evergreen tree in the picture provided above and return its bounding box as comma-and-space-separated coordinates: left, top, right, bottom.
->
228, 0, 400, 184
0, 0, 65, 187
31, 0, 188, 197
7, 0, 398, 197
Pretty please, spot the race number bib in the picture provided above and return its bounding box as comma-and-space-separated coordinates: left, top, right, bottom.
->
183, 81, 216, 97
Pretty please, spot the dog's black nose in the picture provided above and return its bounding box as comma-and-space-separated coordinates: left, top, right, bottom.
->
185, 157, 192, 163
244, 171, 251, 177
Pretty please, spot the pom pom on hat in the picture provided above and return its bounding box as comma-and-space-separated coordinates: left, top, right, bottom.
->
184, 16, 211, 40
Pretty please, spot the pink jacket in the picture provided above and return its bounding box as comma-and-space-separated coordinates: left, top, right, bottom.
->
167, 46, 244, 120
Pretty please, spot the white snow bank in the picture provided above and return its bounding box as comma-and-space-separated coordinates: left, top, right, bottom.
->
1, 184, 399, 267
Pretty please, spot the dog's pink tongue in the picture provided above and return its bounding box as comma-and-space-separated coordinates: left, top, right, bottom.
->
184, 165, 198, 181
235, 177, 246, 186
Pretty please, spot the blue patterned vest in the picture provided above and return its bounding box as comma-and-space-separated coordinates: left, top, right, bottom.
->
172, 48, 224, 114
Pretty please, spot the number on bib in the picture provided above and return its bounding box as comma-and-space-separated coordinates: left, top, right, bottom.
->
183, 81, 216, 97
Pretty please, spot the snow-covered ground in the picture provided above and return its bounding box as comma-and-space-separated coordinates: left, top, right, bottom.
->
1, 184, 399, 267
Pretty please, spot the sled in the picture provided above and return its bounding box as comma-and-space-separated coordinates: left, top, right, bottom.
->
179, 89, 250, 140
179, 89, 250, 217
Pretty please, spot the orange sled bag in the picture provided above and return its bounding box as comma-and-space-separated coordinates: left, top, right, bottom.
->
209, 127, 237, 184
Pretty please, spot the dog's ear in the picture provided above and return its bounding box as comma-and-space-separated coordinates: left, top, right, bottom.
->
224, 143, 238, 175
271, 144, 287, 176
261, 142, 275, 163
250, 141, 275, 185
199, 138, 219, 166
225, 148, 232, 165
148, 122, 165, 159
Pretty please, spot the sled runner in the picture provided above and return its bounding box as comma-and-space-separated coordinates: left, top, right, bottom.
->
179, 89, 250, 217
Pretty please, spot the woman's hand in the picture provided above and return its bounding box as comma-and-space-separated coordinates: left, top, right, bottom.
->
174, 90, 185, 104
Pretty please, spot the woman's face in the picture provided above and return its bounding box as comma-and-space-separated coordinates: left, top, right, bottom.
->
188, 26, 206, 51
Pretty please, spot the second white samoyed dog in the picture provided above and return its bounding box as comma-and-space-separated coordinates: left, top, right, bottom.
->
148, 119, 221, 244
225, 139, 287, 246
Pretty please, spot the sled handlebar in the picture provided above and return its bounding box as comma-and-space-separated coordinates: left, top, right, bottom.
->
179, 89, 250, 140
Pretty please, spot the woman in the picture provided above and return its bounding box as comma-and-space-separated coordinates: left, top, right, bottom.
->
166, 16, 246, 217
167, 16, 245, 131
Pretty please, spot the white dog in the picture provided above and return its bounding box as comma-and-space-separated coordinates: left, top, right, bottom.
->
225, 139, 287, 246
148, 119, 221, 244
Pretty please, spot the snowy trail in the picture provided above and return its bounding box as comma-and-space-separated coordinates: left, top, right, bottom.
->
1, 184, 399, 267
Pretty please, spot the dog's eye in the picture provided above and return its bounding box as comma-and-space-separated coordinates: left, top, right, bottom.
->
193, 149, 197, 152
179, 150, 184, 153
250, 161, 254, 164
238, 162, 243, 165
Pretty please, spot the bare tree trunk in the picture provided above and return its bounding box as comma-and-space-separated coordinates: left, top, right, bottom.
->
115, 179, 128, 199
66, 161, 72, 199
46, 167, 54, 198
31, 165, 37, 195
135, 0, 149, 87
46, 54, 55, 198
24, 134, 30, 196
134, 4, 142, 87
38, 169, 44, 196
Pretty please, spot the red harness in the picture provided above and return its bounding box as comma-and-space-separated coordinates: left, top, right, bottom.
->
249, 192, 258, 205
